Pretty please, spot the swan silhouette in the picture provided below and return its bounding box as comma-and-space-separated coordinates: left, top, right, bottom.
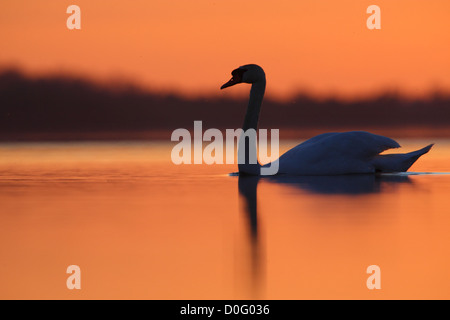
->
221, 64, 433, 175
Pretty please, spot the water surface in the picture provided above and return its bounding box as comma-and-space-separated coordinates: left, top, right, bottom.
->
0, 139, 449, 299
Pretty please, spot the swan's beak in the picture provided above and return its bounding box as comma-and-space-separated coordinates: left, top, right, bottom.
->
220, 77, 238, 90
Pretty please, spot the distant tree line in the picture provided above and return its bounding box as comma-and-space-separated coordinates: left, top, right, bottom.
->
1, 69, 449, 141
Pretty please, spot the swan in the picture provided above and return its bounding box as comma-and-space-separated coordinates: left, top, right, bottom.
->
220, 64, 433, 175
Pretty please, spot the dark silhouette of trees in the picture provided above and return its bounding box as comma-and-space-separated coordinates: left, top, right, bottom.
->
1, 69, 449, 141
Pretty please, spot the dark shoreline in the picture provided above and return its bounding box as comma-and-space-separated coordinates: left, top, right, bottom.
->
2, 69, 450, 142
1, 127, 449, 143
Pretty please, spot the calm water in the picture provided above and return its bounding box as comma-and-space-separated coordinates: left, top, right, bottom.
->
1, 139, 450, 299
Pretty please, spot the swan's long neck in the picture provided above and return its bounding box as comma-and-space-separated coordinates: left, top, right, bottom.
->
239, 79, 266, 175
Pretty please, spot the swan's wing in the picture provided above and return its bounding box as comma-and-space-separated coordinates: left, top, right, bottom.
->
291, 131, 400, 158
324, 131, 401, 158
275, 131, 401, 175
294, 132, 339, 148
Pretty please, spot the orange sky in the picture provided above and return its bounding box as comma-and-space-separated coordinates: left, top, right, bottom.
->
1, 0, 449, 99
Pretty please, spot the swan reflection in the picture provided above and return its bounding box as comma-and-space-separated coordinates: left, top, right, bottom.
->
266, 173, 411, 195
236, 173, 412, 295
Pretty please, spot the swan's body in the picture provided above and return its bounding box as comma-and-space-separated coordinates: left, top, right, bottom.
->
221, 64, 433, 176
265, 131, 432, 175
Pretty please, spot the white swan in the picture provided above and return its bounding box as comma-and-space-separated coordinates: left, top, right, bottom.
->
221, 64, 433, 175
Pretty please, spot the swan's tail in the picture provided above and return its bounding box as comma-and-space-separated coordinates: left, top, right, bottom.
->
372, 144, 434, 173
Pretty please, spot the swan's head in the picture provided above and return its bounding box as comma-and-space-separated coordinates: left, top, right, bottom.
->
220, 64, 265, 89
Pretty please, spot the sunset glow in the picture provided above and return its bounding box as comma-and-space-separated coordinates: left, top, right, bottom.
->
1, 0, 449, 99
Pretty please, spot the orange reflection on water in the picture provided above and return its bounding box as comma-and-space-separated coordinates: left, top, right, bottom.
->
0, 140, 449, 299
